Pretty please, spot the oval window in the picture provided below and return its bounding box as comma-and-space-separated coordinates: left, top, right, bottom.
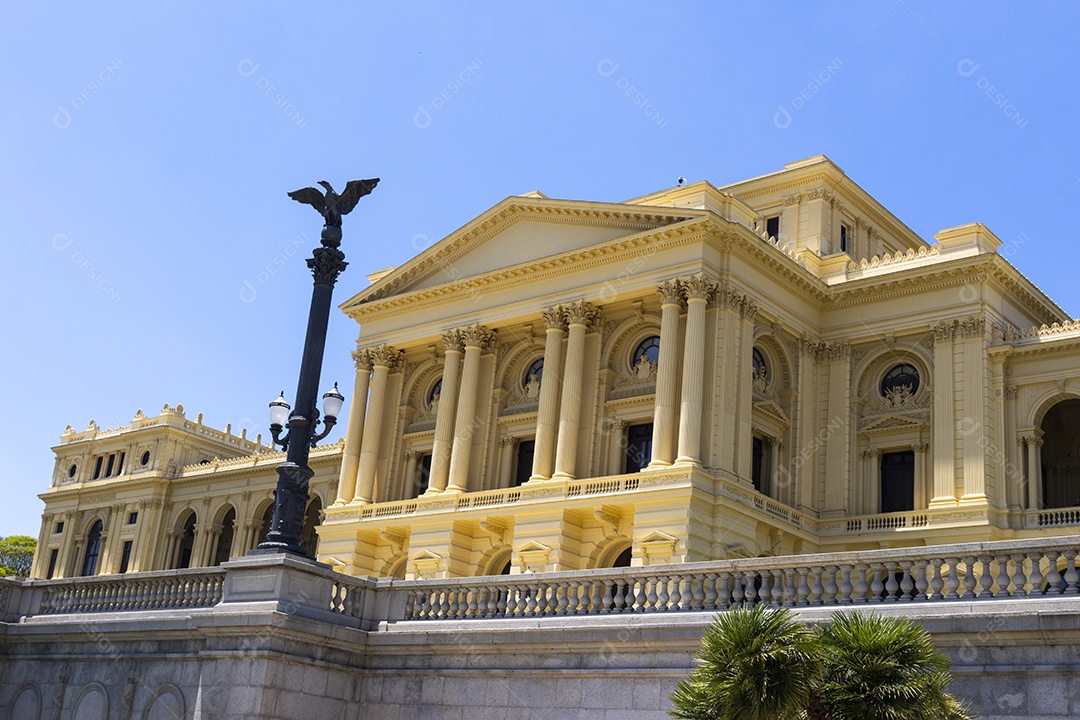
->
633, 336, 660, 366
881, 364, 920, 396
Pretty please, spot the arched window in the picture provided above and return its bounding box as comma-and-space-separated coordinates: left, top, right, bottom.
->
524, 358, 544, 385
1040, 399, 1080, 508
176, 513, 196, 569
80, 520, 103, 576
633, 336, 661, 366
213, 507, 236, 566
428, 379, 442, 404
880, 364, 920, 396
753, 348, 767, 376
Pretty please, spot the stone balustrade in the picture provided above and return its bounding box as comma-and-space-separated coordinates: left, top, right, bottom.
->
2, 537, 1077, 628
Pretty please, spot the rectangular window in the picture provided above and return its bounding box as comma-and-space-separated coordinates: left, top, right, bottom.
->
416, 453, 433, 495
625, 423, 654, 474
118, 541, 133, 574
840, 224, 849, 253
104, 454, 115, 478
54, 521, 64, 534
880, 451, 915, 513
752, 436, 766, 493
92, 456, 103, 480
115, 451, 125, 476
765, 215, 780, 240
514, 440, 536, 486
46, 549, 59, 579
128, 512, 139, 525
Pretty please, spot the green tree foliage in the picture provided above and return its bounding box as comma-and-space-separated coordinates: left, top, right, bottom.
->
0, 535, 37, 577
671, 606, 972, 720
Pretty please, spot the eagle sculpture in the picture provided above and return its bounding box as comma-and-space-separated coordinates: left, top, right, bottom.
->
287, 178, 380, 227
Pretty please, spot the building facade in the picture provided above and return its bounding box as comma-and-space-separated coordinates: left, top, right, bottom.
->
35, 155, 1080, 584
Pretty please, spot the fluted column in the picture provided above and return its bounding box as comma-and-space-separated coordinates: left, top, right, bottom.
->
335, 349, 373, 504
912, 442, 929, 509
957, 317, 988, 504
530, 308, 566, 481
649, 279, 683, 468
447, 324, 495, 492
676, 273, 715, 465
822, 341, 850, 515
499, 436, 519, 487
356, 345, 402, 503
553, 301, 600, 480
930, 321, 957, 507
427, 330, 464, 493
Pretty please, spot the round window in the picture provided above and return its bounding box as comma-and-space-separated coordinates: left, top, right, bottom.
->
881, 364, 920, 396
140, 450, 151, 466
428, 379, 442, 404
67, 464, 77, 479
633, 336, 661, 366
524, 358, 544, 385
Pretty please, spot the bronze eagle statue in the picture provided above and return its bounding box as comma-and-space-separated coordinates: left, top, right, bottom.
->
288, 178, 379, 227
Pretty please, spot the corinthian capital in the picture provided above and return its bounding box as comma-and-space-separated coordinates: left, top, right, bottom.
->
953, 316, 986, 341
368, 344, 403, 371
458, 323, 496, 351
823, 341, 850, 362
656, 278, 683, 306
541, 306, 567, 331
680, 272, 717, 302
441, 328, 464, 352
352, 348, 374, 371
563, 300, 601, 330
931, 320, 955, 344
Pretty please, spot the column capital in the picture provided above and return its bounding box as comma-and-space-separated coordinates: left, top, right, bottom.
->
499, 435, 521, 448
680, 272, 717, 302
931, 319, 956, 344
563, 300, 601, 330
458, 323, 496, 351
823, 341, 850, 362
441, 328, 464, 352
911, 442, 930, 453
367, 344, 403, 371
352, 348, 374, 371
542, 306, 567, 331
656, 278, 683, 306
954, 315, 986, 341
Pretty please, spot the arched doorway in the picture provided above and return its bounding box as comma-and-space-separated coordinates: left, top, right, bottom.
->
213, 507, 236, 566
80, 520, 103, 576
175, 512, 196, 569
301, 496, 323, 558
1041, 399, 1080, 508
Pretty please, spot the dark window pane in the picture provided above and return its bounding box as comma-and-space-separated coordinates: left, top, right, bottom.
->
417, 453, 433, 494
514, 441, 535, 486
752, 437, 765, 493
765, 216, 779, 240
881, 364, 920, 396
118, 541, 133, 574
633, 336, 661, 366
81, 520, 103, 576
625, 423, 653, 473
881, 451, 915, 513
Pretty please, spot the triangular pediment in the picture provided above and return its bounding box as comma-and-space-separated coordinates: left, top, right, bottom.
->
341, 196, 704, 314
410, 549, 442, 561
638, 530, 677, 545
516, 540, 552, 554
859, 413, 929, 435
753, 400, 790, 428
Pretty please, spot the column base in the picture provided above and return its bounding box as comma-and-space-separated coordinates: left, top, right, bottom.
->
645, 461, 672, 471
929, 497, 960, 508
958, 493, 989, 506
443, 486, 466, 494
672, 457, 701, 468
525, 475, 549, 484
550, 472, 575, 482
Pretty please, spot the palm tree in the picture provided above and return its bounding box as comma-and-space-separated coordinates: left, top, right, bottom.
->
670, 608, 972, 720
816, 612, 972, 720
670, 605, 822, 720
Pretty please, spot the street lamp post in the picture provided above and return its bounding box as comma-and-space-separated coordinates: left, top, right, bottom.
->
254, 178, 379, 557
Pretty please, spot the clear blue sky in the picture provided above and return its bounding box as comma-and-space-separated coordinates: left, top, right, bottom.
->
2, 3, 1077, 537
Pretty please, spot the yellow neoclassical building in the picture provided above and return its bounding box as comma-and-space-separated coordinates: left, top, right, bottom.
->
34, 155, 1080, 582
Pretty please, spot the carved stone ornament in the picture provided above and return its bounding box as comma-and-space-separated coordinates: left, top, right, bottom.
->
441, 328, 465, 352
562, 300, 601, 330
458, 323, 496, 351
352, 348, 374, 371
680, 272, 717, 302
542, 306, 567, 331
368, 344, 404, 371
308, 245, 348, 284
656, 278, 683, 306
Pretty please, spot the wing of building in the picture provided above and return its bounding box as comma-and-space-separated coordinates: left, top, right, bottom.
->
34, 155, 1080, 582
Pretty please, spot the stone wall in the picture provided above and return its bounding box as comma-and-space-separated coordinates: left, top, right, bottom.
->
2, 548, 1080, 718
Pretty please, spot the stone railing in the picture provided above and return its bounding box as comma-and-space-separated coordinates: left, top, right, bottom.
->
1029, 506, 1080, 528
399, 537, 1079, 621
840, 510, 930, 534
35, 568, 225, 615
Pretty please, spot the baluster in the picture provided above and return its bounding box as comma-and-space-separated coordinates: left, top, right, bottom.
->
744, 571, 758, 605
703, 572, 719, 610
465, 587, 479, 618
795, 568, 810, 606
976, 555, 993, 598
668, 575, 683, 611
914, 561, 929, 601
854, 564, 871, 604
585, 580, 601, 614
961, 556, 978, 599
649, 576, 664, 612
611, 578, 627, 613
809, 567, 825, 605
691, 574, 706, 610
715, 573, 731, 610
1064, 550, 1079, 594
555, 582, 570, 615
900, 563, 915, 601
1009, 553, 1026, 596
993, 555, 1010, 598
943, 557, 961, 600
928, 559, 945, 600
495, 585, 508, 617
565, 582, 581, 615
1028, 553, 1045, 596
771, 570, 785, 607
525, 583, 539, 616
755, 571, 770, 607
866, 563, 882, 603
823, 567, 838, 605
782, 569, 796, 607
1046, 551, 1064, 595
883, 563, 898, 602
731, 571, 745, 606
448, 589, 462, 618
631, 578, 647, 613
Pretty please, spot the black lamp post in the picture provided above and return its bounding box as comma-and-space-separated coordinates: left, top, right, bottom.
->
254, 178, 379, 557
